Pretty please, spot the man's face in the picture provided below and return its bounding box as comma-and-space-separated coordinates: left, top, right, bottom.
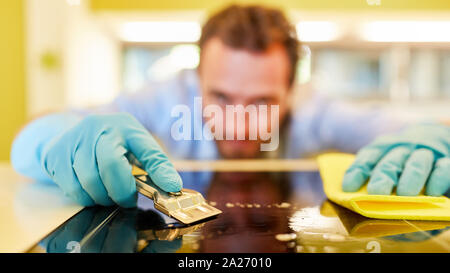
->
198, 38, 291, 158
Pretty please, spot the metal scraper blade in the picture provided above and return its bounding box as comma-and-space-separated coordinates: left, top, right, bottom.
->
132, 165, 222, 225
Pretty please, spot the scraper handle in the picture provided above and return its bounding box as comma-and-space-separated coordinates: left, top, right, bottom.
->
126, 151, 158, 199
135, 175, 158, 200
126, 151, 176, 201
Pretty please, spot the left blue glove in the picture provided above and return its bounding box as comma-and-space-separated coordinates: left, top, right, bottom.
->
11, 112, 182, 208
342, 124, 450, 196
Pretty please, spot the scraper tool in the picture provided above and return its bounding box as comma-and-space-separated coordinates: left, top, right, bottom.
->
131, 164, 222, 225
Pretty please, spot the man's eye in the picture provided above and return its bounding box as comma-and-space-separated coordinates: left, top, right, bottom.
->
253, 98, 270, 105
214, 94, 228, 104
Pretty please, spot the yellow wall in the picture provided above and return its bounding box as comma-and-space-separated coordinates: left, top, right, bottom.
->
0, 1, 26, 161
90, 0, 450, 12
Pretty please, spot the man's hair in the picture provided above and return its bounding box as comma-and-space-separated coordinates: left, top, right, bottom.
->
199, 5, 300, 86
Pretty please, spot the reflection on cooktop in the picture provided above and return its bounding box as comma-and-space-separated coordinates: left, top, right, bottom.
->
31, 171, 450, 253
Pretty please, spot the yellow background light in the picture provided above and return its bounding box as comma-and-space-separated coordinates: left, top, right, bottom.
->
361, 21, 450, 42
119, 21, 201, 43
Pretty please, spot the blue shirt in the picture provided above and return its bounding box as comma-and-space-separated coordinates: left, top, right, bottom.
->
91, 69, 405, 160
10, 69, 407, 184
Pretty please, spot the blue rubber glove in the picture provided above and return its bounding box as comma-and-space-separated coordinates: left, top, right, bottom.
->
342, 124, 450, 196
12, 112, 182, 208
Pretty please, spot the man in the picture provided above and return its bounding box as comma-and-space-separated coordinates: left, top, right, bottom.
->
11, 5, 450, 208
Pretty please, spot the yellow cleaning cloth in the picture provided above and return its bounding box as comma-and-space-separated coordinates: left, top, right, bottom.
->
317, 153, 450, 221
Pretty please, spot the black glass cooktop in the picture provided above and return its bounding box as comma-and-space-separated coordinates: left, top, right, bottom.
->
30, 171, 450, 253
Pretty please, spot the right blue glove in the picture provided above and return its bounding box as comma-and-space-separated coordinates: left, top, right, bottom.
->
342, 124, 450, 196
13, 113, 182, 208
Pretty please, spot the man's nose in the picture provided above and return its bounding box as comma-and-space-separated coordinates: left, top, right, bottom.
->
224, 109, 257, 140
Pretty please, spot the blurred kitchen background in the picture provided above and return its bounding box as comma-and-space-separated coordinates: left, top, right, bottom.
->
1, 0, 450, 160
